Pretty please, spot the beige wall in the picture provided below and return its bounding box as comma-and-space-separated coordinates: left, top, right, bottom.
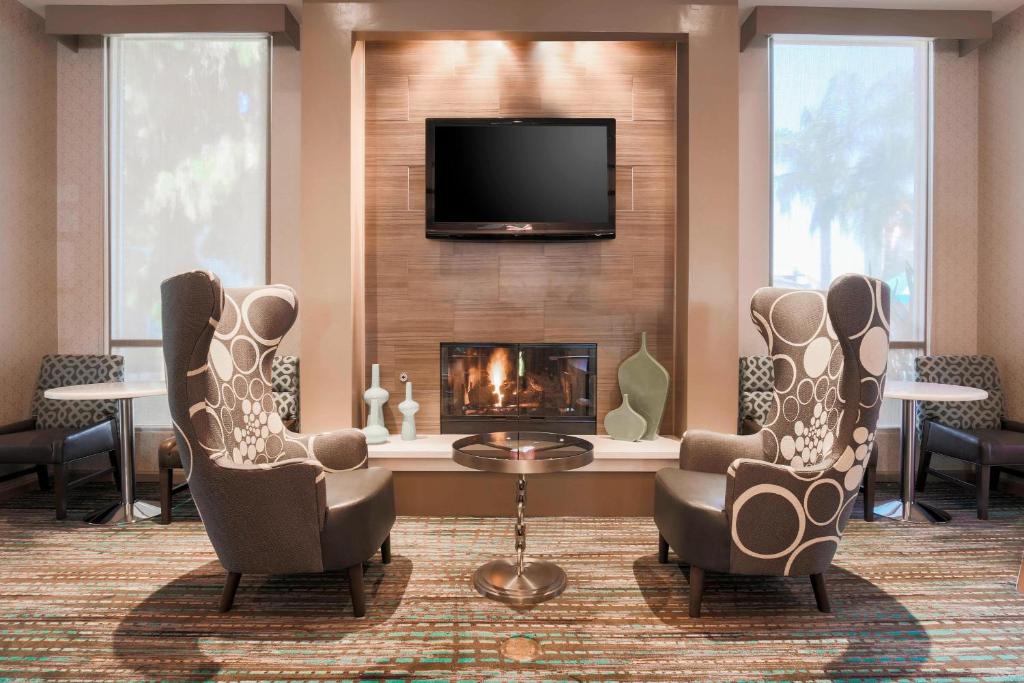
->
0, 0, 58, 426
979, 6, 1024, 418
300, 0, 740, 436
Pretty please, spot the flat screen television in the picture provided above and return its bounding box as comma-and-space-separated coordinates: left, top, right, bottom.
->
426, 118, 615, 240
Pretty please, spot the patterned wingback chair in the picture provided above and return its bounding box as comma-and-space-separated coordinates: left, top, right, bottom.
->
161, 271, 395, 616
655, 274, 890, 616
914, 354, 1024, 519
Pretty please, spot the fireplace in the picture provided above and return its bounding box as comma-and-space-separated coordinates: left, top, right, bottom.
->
440, 343, 597, 434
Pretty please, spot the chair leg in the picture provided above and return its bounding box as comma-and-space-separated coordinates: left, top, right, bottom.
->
159, 465, 173, 525
863, 461, 876, 522
219, 572, 241, 612
35, 465, 51, 491
108, 451, 121, 492
658, 535, 669, 564
348, 563, 366, 618
978, 465, 991, 520
380, 535, 391, 564
688, 565, 705, 618
53, 464, 67, 521
810, 573, 831, 613
915, 450, 932, 492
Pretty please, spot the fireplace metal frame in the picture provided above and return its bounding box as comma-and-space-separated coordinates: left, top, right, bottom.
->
440, 342, 598, 435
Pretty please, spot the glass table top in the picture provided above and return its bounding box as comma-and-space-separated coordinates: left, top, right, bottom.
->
452, 431, 594, 474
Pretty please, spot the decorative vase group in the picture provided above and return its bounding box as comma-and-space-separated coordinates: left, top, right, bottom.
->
362, 364, 419, 444
605, 332, 670, 441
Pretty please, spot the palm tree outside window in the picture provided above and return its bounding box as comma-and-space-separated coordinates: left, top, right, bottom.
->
770, 36, 930, 427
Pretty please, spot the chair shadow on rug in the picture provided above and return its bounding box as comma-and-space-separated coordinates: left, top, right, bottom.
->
632, 554, 930, 679
112, 557, 411, 680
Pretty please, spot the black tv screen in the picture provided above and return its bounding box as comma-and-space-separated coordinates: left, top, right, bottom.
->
426, 118, 615, 240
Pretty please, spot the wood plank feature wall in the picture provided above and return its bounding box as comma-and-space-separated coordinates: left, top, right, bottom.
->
364, 40, 677, 434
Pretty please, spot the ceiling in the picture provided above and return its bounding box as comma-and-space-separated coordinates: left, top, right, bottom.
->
19, 0, 1022, 26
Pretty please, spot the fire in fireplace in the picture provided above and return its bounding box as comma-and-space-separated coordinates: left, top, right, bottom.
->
440, 343, 598, 434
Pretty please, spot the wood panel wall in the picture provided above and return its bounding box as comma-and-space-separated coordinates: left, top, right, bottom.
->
364, 40, 677, 434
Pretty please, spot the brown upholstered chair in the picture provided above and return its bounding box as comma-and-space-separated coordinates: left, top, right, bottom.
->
738, 355, 878, 521
656, 275, 890, 616
914, 355, 1024, 519
157, 355, 300, 524
161, 271, 395, 616
0, 355, 121, 519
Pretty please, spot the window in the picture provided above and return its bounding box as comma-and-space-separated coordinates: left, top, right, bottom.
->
108, 34, 270, 425
770, 36, 931, 426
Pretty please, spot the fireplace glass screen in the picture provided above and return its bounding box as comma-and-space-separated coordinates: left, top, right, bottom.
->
440, 343, 597, 434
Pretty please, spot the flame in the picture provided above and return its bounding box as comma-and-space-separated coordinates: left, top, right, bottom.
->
487, 348, 511, 407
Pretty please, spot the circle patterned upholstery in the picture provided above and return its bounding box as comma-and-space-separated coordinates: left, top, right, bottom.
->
728, 274, 890, 576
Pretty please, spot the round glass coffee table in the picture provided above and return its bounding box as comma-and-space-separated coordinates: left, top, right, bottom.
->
453, 431, 594, 605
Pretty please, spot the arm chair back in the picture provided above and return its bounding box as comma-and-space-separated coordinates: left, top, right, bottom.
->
161, 271, 328, 575
30, 354, 123, 429
271, 355, 300, 429
915, 355, 1005, 435
738, 355, 773, 434
727, 275, 890, 575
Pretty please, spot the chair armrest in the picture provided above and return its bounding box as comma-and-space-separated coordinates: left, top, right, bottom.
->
725, 458, 845, 576
680, 429, 762, 474
60, 418, 118, 463
284, 428, 368, 472
0, 418, 36, 435
1002, 419, 1024, 433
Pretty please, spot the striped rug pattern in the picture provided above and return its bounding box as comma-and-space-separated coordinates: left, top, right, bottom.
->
0, 482, 1022, 682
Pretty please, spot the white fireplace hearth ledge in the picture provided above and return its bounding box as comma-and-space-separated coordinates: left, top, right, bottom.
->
367, 434, 680, 472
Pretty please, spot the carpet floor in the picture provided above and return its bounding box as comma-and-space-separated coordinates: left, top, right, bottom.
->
0, 480, 1022, 682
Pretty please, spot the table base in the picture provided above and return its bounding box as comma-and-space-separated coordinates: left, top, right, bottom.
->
85, 500, 161, 525
473, 558, 567, 605
874, 499, 951, 524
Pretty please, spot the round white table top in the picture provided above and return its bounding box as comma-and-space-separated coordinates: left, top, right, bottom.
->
44, 381, 167, 401
883, 380, 987, 402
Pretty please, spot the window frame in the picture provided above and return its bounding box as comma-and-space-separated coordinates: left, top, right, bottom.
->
767, 34, 933, 353
105, 33, 273, 354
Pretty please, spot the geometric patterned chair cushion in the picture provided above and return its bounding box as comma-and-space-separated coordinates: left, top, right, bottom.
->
29, 354, 123, 430
738, 356, 774, 429
915, 355, 1004, 433
271, 355, 300, 425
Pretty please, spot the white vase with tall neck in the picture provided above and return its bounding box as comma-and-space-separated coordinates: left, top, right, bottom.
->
362, 363, 390, 445
398, 382, 419, 441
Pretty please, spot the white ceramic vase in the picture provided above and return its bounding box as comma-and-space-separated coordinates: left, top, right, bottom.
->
398, 382, 419, 441
362, 363, 390, 445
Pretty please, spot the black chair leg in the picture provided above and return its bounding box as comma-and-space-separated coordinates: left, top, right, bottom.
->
978, 465, 991, 520
658, 535, 669, 563
863, 460, 876, 522
109, 451, 121, 492
35, 465, 51, 491
159, 465, 173, 525
53, 464, 67, 520
381, 535, 391, 564
688, 565, 705, 618
219, 572, 241, 612
810, 573, 831, 612
348, 563, 366, 617
915, 450, 932, 492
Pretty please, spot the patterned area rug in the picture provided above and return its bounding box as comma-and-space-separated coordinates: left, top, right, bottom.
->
0, 481, 1022, 682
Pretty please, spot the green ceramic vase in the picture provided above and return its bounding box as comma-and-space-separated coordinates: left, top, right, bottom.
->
617, 332, 670, 440
604, 393, 647, 442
